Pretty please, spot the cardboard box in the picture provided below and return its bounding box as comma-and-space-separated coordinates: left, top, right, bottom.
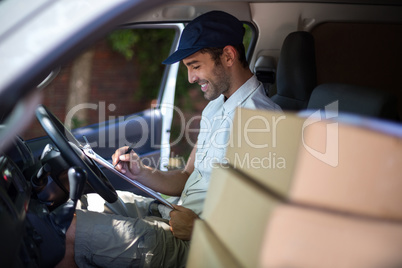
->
189, 108, 402, 267
225, 108, 303, 197
226, 108, 402, 220
201, 166, 280, 268
290, 117, 402, 220
260, 204, 402, 267
186, 220, 242, 268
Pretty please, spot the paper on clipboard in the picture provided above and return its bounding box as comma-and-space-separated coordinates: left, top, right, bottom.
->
82, 145, 174, 209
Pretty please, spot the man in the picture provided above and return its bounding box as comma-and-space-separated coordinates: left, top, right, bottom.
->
58, 10, 281, 267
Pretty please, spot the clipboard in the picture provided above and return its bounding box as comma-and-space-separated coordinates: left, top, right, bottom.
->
81, 142, 174, 209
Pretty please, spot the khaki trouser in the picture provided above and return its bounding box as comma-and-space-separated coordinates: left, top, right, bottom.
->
74, 191, 189, 268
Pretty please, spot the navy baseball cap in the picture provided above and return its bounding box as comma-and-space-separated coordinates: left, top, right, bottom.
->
162, 11, 245, 64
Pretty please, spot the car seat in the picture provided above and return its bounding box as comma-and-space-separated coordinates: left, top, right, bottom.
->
271, 31, 317, 110
307, 83, 400, 121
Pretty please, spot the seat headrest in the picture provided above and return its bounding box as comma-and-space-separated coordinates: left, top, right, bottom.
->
254, 55, 276, 73
273, 31, 317, 110
254, 56, 276, 95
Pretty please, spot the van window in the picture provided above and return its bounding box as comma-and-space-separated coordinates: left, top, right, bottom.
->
21, 27, 176, 140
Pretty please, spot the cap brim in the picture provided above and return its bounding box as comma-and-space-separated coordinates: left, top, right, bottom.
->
162, 47, 202, 65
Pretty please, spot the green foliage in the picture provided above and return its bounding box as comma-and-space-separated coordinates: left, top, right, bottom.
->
107, 29, 140, 60
243, 23, 253, 51
107, 28, 175, 101
70, 116, 86, 129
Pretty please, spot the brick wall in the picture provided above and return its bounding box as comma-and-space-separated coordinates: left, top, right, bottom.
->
22, 39, 145, 140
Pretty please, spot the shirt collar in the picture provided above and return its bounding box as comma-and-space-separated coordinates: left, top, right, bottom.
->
222, 75, 260, 115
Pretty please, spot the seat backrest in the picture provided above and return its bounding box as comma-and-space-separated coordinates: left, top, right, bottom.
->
308, 83, 400, 121
271, 31, 317, 110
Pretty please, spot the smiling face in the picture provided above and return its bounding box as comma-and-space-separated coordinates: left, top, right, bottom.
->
183, 50, 232, 101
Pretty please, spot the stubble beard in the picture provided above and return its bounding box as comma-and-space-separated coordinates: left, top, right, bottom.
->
203, 63, 231, 101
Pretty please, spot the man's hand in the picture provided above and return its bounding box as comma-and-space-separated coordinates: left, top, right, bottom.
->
169, 205, 199, 241
112, 146, 143, 178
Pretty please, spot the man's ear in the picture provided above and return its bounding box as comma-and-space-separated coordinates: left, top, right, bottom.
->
222, 45, 237, 67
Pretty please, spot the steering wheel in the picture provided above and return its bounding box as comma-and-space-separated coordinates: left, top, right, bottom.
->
35, 105, 118, 203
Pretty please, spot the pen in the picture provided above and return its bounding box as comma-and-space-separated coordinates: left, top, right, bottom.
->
114, 143, 136, 168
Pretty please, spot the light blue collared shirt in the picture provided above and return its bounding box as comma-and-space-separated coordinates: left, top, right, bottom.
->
160, 75, 282, 218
